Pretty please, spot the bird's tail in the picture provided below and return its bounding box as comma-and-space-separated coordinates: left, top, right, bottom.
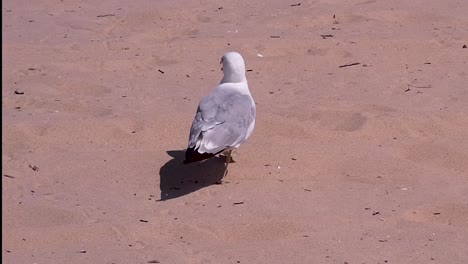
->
183, 147, 225, 164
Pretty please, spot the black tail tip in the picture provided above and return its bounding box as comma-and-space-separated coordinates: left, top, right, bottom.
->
183, 147, 220, 164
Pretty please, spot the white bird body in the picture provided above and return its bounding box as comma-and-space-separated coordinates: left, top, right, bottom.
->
184, 52, 256, 164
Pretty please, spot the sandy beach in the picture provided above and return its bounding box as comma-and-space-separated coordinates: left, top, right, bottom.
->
2, 0, 468, 263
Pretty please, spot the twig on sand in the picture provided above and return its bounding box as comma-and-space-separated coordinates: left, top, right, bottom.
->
97, 14, 115, 18
339, 62, 360, 68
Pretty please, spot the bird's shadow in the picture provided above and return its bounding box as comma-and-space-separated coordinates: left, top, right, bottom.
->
158, 150, 226, 201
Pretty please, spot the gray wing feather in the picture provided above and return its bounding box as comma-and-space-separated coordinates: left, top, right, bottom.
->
188, 88, 255, 153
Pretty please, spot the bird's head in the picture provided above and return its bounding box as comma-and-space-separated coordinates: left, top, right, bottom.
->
220, 51, 247, 84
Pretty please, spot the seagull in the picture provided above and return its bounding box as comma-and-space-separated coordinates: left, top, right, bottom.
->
183, 51, 256, 176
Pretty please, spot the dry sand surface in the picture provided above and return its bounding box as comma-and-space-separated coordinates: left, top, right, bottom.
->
2, 0, 468, 263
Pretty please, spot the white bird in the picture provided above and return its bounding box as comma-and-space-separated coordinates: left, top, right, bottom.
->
184, 52, 256, 175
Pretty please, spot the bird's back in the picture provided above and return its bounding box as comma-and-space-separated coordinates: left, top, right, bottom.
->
184, 83, 255, 164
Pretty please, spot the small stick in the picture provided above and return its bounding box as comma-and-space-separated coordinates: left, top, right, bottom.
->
97, 14, 115, 18
339, 62, 360, 68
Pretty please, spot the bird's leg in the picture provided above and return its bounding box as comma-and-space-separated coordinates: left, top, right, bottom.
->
224, 149, 233, 177
228, 149, 236, 163
222, 149, 236, 163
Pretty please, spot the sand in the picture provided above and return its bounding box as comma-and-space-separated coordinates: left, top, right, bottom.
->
2, 0, 468, 263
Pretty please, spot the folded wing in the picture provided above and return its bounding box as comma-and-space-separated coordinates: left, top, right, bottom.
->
184, 86, 255, 163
